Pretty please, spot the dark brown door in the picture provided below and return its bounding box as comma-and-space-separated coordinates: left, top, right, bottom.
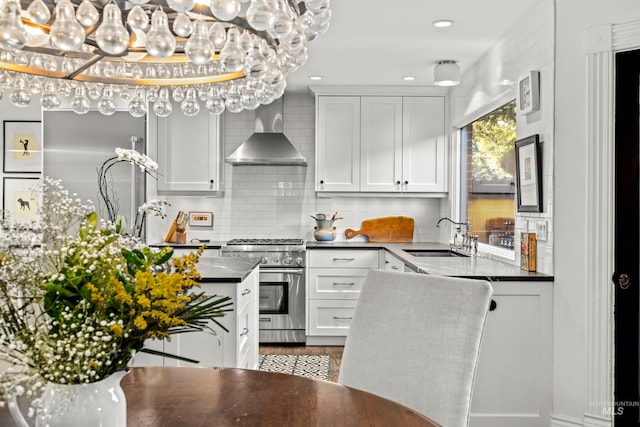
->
614, 48, 640, 425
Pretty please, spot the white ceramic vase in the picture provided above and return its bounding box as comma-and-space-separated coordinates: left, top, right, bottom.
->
9, 371, 127, 427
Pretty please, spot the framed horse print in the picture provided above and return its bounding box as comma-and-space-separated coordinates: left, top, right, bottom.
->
3, 120, 42, 173
2, 177, 39, 224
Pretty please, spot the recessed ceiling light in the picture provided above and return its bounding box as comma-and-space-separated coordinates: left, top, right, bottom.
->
433, 19, 454, 28
309, 76, 323, 81
403, 76, 416, 81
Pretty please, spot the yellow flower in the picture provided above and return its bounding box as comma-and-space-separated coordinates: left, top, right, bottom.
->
86, 283, 105, 307
113, 279, 133, 306
134, 315, 148, 331
136, 294, 151, 309
109, 323, 123, 338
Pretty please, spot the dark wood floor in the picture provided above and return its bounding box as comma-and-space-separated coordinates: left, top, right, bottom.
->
259, 345, 343, 382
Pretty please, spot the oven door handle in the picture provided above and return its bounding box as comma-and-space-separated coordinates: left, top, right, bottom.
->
260, 269, 304, 275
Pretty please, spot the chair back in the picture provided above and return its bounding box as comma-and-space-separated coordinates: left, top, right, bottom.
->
338, 269, 493, 427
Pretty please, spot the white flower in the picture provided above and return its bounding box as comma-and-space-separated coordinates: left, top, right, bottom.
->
115, 148, 158, 173
138, 200, 171, 219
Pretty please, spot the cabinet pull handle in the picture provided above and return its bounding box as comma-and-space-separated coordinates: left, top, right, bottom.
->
333, 316, 353, 320
332, 257, 355, 262
240, 328, 249, 336
489, 299, 497, 311
391, 266, 399, 270
259, 317, 271, 322
333, 282, 355, 286
242, 289, 251, 295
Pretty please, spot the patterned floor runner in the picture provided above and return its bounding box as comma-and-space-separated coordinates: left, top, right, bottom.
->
258, 354, 330, 381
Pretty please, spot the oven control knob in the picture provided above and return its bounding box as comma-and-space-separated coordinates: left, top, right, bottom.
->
260, 256, 269, 264
294, 257, 303, 265
282, 256, 292, 265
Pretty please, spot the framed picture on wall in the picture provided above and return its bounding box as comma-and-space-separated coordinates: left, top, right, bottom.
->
517, 71, 540, 115
2, 177, 40, 224
515, 134, 543, 212
3, 120, 42, 173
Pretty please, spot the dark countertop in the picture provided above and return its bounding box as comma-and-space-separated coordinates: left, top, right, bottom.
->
307, 241, 553, 282
195, 257, 261, 283
150, 241, 225, 249
153, 240, 552, 282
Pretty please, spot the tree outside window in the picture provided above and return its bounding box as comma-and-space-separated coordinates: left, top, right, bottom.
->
460, 101, 516, 248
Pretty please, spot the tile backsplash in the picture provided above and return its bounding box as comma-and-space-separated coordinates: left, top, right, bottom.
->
146, 93, 446, 244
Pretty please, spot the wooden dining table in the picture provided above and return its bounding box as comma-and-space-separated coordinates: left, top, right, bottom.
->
122, 366, 441, 427
0, 366, 441, 426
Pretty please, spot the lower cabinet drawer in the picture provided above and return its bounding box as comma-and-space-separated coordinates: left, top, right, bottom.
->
309, 250, 379, 268
308, 268, 367, 299
308, 299, 357, 336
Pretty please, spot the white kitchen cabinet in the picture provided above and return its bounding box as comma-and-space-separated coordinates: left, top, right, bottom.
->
132, 267, 259, 370
307, 249, 379, 340
315, 94, 447, 195
360, 96, 403, 192
383, 251, 405, 271
470, 281, 552, 427
316, 96, 361, 192
152, 106, 223, 193
401, 97, 447, 192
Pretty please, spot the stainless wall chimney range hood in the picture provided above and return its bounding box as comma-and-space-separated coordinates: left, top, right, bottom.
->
226, 97, 307, 166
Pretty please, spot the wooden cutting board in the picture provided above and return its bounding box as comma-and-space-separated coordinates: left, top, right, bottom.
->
345, 216, 415, 242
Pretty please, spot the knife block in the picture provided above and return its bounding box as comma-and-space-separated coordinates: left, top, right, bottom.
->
164, 220, 187, 243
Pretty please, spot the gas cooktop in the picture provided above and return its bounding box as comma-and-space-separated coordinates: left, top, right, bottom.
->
226, 238, 304, 246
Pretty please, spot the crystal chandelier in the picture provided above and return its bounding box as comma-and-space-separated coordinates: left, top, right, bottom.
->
0, 0, 331, 117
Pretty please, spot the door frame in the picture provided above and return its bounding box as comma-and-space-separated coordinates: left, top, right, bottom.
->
585, 21, 640, 425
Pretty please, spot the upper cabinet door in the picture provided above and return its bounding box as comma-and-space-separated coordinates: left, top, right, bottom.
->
316, 96, 361, 192
402, 97, 447, 193
360, 97, 403, 192
156, 109, 222, 193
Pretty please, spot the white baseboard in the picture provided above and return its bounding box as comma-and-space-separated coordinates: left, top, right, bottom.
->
550, 413, 613, 427
551, 414, 584, 427
583, 413, 612, 427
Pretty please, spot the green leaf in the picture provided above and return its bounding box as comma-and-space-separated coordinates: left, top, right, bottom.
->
115, 215, 126, 234
122, 248, 144, 267
42, 283, 78, 298
138, 347, 200, 364
153, 247, 173, 265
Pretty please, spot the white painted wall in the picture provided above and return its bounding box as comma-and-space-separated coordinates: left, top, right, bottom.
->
449, 0, 555, 275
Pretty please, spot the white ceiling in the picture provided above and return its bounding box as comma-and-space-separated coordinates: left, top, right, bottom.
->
285, 0, 543, 92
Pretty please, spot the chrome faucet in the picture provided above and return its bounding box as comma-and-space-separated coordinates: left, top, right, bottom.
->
437, 217, 477, 254
436, 217, 470, 230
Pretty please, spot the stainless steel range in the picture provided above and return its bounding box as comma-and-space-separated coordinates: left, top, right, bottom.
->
222, 238, 306, 344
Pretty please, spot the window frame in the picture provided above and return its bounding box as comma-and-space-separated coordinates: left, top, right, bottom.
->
449, 91, 517, 261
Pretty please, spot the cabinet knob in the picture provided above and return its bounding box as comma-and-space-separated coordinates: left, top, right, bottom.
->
489, 299, 497, 311
396, 180, 401, 185
210, 179, 214, 184
404, 180, 409, 185
240, 327, 249, 336
320, 180, 324, 184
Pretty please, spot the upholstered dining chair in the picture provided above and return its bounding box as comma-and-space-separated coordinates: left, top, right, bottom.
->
338, 269, 493, 427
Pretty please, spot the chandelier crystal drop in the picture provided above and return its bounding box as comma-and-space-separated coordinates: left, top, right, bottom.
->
0, 0, 331, 117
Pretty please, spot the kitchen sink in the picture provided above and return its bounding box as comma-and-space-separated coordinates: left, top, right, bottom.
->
403, 249, 469, 258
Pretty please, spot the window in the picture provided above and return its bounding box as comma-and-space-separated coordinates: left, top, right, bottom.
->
460, 100, 516, 250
